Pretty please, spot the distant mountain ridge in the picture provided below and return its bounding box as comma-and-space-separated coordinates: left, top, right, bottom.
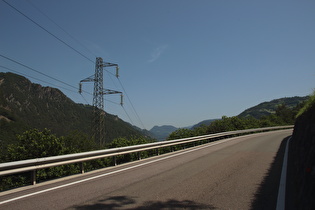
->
0, 72, 146, 146
191, 119, 218, 129
149, 125, 178, 140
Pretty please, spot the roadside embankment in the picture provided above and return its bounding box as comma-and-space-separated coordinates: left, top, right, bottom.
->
291, 97, 315, 209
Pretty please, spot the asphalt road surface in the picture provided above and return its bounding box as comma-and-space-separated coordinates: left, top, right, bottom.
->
0, 130, 292, 209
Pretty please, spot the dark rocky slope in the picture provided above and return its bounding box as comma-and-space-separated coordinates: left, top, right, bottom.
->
291, 97, 315, 209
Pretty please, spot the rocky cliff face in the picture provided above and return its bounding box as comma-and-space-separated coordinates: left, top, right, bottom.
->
292, 99, 315, 209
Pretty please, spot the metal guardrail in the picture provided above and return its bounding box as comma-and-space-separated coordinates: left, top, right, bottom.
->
0, 126, 293, 185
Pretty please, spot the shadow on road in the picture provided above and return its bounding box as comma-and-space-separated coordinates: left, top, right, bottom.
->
250, 136, 290, 210
72, 195, 215, 210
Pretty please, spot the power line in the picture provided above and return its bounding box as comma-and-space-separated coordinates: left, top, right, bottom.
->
0, 54, 134, 120
0, 54, 78, 91
1, 64, 135, 124
0, 65, 76, 94
0, 64, 123, 109
117, 78, 147, 130
80, 93, 91, 105
122, 105, 134, 126
1, 54, 143, 130
103, 72, 138, 126
2, 68, 124, 113
0, 53, 97, 98
105, 98, 121, 106
0, 65, 94, 106
2, 0, 95, 64
26, 0, 97, 59
80, 67, 137, 125
2, 0, 145, 129
105, 69, 146, 129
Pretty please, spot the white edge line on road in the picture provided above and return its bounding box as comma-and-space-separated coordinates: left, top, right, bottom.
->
276, 136, 291, 210
0, 131, 287, 205
0, 137, 236, 205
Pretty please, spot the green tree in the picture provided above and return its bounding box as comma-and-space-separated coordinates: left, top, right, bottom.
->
63, 130, 97, 153
6, 129, 66, 161
1, 129, 80, 191
275, 104, 295, 124
191, 124, 208, 136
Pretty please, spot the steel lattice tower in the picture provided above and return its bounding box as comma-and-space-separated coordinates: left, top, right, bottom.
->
80, 57, 122, 147
93, 57, 105, 146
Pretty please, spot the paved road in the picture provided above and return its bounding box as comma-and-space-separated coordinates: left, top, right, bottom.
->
0, 130, 292, 209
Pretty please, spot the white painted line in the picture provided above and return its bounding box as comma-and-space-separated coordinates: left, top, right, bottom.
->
0, 136, 241, 205
276, 136, 291, 210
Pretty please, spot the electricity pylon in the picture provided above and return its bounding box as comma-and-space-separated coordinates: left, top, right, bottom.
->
79, 57, 122, 147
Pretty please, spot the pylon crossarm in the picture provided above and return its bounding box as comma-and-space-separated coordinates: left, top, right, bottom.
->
103, 62, 119, 78
103, 62, 118, 67
80, 75, 95, 83
79, 75, 95, 94
102, 89, 122, 95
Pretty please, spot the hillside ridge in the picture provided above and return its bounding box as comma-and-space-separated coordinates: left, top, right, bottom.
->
0, 72, 145, 147
238, 96, 309, 118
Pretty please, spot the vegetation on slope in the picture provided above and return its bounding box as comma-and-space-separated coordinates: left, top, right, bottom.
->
238, 96, 309, 119
168, 101, 304, 140
0, 72, 147, 149
296, 91, 315, 117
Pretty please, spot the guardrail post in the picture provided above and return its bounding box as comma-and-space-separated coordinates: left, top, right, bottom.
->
114, 156, 117, 166
80, 162, 85, 174
31, 170, 36, 185
138, 152, 141, 160
156, 148, 159, 156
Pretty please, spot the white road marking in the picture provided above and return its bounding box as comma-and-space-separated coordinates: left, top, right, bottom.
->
276, 136, 291, 210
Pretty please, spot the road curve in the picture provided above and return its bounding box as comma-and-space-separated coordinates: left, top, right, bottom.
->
0, 130, 292, 209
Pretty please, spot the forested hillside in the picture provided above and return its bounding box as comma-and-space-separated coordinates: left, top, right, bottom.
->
0, 72, 145, 148
168, 97, 306, 140
238, 96, 308, 118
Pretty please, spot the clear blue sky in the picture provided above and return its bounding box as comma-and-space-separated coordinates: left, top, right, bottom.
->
1, 0, 314, 130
